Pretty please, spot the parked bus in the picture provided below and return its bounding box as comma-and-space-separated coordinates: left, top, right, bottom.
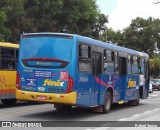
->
16, 33, 149, 113
0, 42, 19, 105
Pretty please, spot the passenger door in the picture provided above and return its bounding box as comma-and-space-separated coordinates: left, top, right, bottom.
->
118, 57, 127, 101
91, 52, 102, 106
144, 61, 149, 98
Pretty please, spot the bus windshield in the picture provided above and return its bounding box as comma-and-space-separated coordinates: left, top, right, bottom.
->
20, 36, 73, 68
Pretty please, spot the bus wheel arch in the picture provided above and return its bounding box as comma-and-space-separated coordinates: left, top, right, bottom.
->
102, 88, 113, 113
128, 88, 140, 106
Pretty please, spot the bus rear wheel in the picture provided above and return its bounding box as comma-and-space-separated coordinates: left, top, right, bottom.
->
102, 92, 112, 113
54, 104, 72, 111
1, 99, 17, 106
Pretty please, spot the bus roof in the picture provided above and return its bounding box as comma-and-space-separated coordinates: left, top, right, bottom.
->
0, 42, 19, 49
77, 35, 149, 59
22, 32, 149, 59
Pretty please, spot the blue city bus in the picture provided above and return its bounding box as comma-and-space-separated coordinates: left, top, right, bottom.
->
16, 33, 149, 113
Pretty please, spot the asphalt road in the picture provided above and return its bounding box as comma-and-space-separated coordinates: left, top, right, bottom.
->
0, 90, 160, 130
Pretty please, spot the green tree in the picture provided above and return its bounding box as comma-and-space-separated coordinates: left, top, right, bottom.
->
0, 0, 11, 42
0, 0, 25, 43
92, 13, 108, 39
23, 0, 107, 38
0, 11, 7, 41
150, 58, 160, 78
100, 28, 124, 44
23, 0, 64, 32
123, 17, 160, 56
0, 0, 108, 42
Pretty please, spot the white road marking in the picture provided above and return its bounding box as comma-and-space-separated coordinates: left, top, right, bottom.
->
140, 100, 148, 102
117, 108, 160, 122
150, 95, 158, 96
118, 118, 128, 121
143, 111, 151, 114
144, 102, 160, 104
133, 114, 140, 117
153, 108, 160, 111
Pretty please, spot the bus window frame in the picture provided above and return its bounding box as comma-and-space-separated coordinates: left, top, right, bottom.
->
137, 57, 141, 74
128, 54, 132, 74
131, 55, 139, 74
103, 49, 118, 74
0, 46, 17, 70
78, 43, 92, 73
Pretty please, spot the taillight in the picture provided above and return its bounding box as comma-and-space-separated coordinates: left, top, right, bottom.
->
16, 73, 20, 89
66, 76, 73, 93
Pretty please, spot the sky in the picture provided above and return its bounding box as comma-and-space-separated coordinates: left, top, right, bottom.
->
96, 0, 160, 30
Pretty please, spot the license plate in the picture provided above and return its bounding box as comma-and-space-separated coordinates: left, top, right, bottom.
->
36, 95, 47, 100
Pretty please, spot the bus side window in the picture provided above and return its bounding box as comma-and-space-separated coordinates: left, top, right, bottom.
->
79, 44, 91, 72
128, 55, 132, 74
104, 50, 114, 73
141, 58, 145, 74
1, 47, 16, 70
114, 52, 119, 73
132, 56, 138, 74
107, 50, 112, 62
79, 44, 91, 59
104, 50, 107, 72
137, 57, 141, 74
16, 49, 18, 69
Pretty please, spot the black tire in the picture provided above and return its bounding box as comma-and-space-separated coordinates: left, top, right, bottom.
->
102, 92, 112, 113
1, 99, 17, 106
55, 104, 72, 111
63, 105, 72, 110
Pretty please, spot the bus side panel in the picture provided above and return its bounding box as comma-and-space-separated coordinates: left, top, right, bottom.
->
125, 75, 139, 101
0, 71, 16, 99
76, 73, 93, 107
98, 74, 120, 105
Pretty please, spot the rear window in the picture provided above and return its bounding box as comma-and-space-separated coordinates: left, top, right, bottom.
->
20, 35, 73, 68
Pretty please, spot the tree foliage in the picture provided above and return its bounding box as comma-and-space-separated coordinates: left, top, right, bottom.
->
150, 58, 160, 78
0, 0, 108, 43
123, 17, 160, 56
101, 17, 160, 77
103, 17, 160, 57
100, 28, 124, 44
0, 11, 10, 41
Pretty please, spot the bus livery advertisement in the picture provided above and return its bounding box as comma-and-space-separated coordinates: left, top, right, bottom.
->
16, 33, 149, 113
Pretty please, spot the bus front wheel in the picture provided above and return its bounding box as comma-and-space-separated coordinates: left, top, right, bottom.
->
103, 92, 112, 113
1, 99, 17, 106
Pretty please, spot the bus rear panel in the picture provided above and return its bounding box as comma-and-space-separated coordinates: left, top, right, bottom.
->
16, 34, 77, 105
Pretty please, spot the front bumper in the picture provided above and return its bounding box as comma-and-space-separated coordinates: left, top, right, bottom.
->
16, 89, 77, 105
